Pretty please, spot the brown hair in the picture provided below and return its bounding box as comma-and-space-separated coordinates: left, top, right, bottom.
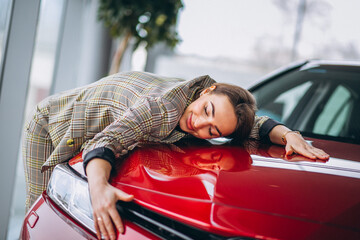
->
210, 83, 257, 143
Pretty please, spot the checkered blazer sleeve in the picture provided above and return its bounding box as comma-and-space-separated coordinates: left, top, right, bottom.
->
248, 115, 270, 140
82, 96, 179, 159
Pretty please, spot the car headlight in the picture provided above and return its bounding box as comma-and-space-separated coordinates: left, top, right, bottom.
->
47, 163, 95, 233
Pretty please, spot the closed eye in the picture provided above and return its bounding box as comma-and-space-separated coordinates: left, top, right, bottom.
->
204, 105, 208, 116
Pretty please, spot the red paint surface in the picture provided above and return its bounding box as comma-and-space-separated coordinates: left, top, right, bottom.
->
20, 192, 160, 240
23, 138, 360, 239
110, 140, 360, 239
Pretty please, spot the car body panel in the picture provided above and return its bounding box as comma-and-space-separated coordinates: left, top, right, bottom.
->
310, 138, 360, 162
211, 203, 359, 240
107, 139, 360, 239
21, 194, 95, 240
20, 192, 160, 240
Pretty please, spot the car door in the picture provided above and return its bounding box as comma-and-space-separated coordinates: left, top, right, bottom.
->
252, 65, 359, 144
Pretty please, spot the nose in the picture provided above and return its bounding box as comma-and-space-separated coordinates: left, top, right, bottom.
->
194, 116, 210, 129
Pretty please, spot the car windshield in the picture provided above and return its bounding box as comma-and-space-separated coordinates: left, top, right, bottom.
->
252, 65, 360, 144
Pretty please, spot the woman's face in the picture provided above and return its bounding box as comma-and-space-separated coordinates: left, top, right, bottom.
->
182, 150, 236, 171
179, 91, 237, 139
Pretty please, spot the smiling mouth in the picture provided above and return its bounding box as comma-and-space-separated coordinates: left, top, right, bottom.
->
187, 113, 194, 131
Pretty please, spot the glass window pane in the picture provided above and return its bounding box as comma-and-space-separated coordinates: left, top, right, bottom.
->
8, 0, 65, 238
0, 0, 13, 79
24, 0, 65, 116
256, 81, 313, 123
273, 82, 312, 122
313, 85, 352, 137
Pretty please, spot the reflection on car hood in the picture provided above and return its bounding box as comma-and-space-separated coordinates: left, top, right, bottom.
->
109, 139, 360, 239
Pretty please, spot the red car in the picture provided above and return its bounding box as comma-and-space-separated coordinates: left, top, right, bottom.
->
21, 60, 360, 239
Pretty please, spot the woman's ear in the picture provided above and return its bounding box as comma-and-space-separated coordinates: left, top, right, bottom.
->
200, 85, 217, 96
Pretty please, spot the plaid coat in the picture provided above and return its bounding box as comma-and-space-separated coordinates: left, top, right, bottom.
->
23, 71, 268, 208
34, 71, 268, 171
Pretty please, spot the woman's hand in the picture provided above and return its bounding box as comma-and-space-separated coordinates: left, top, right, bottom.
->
265, 144, 328, 162
90, 181, 133, 240
284, 132, 329, 160
86, 158, 134, 240
268, 125, 329, 160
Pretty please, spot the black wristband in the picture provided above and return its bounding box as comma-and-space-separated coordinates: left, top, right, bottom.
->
83, 147, 115, 175
259, 118, 283, 143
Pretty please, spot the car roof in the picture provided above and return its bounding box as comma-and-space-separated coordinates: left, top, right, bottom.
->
306, 59, 360, 67
248, 59, 360, 90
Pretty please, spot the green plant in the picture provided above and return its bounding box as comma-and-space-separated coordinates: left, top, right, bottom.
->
98, 0, 183, 74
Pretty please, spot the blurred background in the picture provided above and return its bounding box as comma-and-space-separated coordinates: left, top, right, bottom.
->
0, 0, 359, 239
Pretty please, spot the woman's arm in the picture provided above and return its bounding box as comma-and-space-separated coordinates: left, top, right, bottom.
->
268, 125, 329, 160
86, 158, 134, 240
83, 98, 177, 239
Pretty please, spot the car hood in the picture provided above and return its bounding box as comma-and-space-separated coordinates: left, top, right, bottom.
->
109, 139, 360, 239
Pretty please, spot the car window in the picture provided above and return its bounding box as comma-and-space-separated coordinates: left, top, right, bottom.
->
312, 85, 352, 137
252, 66, 360, 144
255, 81, 313, 123
273, 81, 311, 123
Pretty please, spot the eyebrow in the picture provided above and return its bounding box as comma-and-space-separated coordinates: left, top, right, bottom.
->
210, 101, 222, 137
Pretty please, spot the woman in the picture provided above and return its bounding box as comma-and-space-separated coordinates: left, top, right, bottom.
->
23, 71, 328, 240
